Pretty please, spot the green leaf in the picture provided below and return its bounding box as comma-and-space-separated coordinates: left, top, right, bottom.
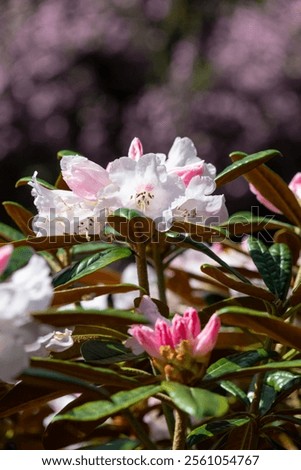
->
206, 360, 301, 382
113, 208, 145, 220
3, 235, 105, 251
187, 417, 251, 446
52, 283, 142, 307
2, 201, 35, 236
201, 264, 275, 301
218, 381, 249, 405
169, 221, 227, 243
230, 152, 301, 226
266, 370, 301, 393
166, 232, 251, 284
162, 382, 229, 419
33, 308, 147, 331
52, 246, 132, 287
205, 349, 271, 380
20, 367, 109, 398
0, 222, 23, 241
0, 246, 34, 281
248, 371, 301, 416
260, 370, 301, 413
221, 211, 298, 236
81, 339, 139, 364
0, 382, 65, 419
218, 307, 301, 351
108, 210, 156, 244
248, 238, 292, 299
30, 357, 142, 388
57, 149, 81, 159
71, 241, 114, 257
249, 370, 301, 415
15, 176, 56, 189
81, 439, 139, 450
53, 384, 162, 422
215, 149, 281, 187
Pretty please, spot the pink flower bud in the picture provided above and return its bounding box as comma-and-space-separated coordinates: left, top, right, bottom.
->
128, 137, 143, 161
192, 314, 221, 358
0, 245, 13, 275
126, 296, 221, 380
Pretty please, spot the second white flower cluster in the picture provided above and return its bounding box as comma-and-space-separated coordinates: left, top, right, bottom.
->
30, 137, 228, 237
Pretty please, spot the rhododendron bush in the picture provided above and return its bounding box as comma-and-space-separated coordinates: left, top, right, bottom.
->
1, 137, 301, 450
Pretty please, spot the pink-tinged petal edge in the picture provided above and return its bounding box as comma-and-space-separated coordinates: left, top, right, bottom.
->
169, 163, 204, 187
249, 183, 281, 214
0, 244, 13, 275
155, 320, 174, 348
182, 308, 201, 338
171, 314, 189, 345
289, 172, 301, 200
128, 325, 161, 358
128, 137, 143, 161
137, 295, 168, 325
193, 314, 221, 358
61, 156, 111, 201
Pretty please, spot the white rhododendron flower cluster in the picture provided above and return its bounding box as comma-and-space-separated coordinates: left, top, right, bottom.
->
0, 246, 73, 383
30, 137, 228, 236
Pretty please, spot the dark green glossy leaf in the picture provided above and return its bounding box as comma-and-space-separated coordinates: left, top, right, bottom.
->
53, 246, 132, 287
15, 176, 56, 189
249, 378, 276, 416
215, 149, 281, 187
249, 371, 301, 416
187, 417, 251, 446
162, 382, 229, 419
266, 370, 301, 392
71, 241, 113, 257
248, 238, 292, 299
0, 222, 23, 241
53, 384, 162, 422
206, 359, 301, 382
81, 339, 139, 364
113, 208, 145, 220
205, 349, 271, 380
0, 246, 34, 281
166, 232, 251, 284
218, 381, 249, 405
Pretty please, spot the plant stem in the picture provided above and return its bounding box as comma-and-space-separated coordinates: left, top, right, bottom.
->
249, 337, 273, 416
152, 242, 167, 304
172, 409, 188, 450
135, 242, 150, 296
124, 410, 158, 450
249, 372, 264, 416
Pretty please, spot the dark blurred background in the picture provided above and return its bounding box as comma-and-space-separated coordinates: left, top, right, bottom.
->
0, 0, 301, 224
